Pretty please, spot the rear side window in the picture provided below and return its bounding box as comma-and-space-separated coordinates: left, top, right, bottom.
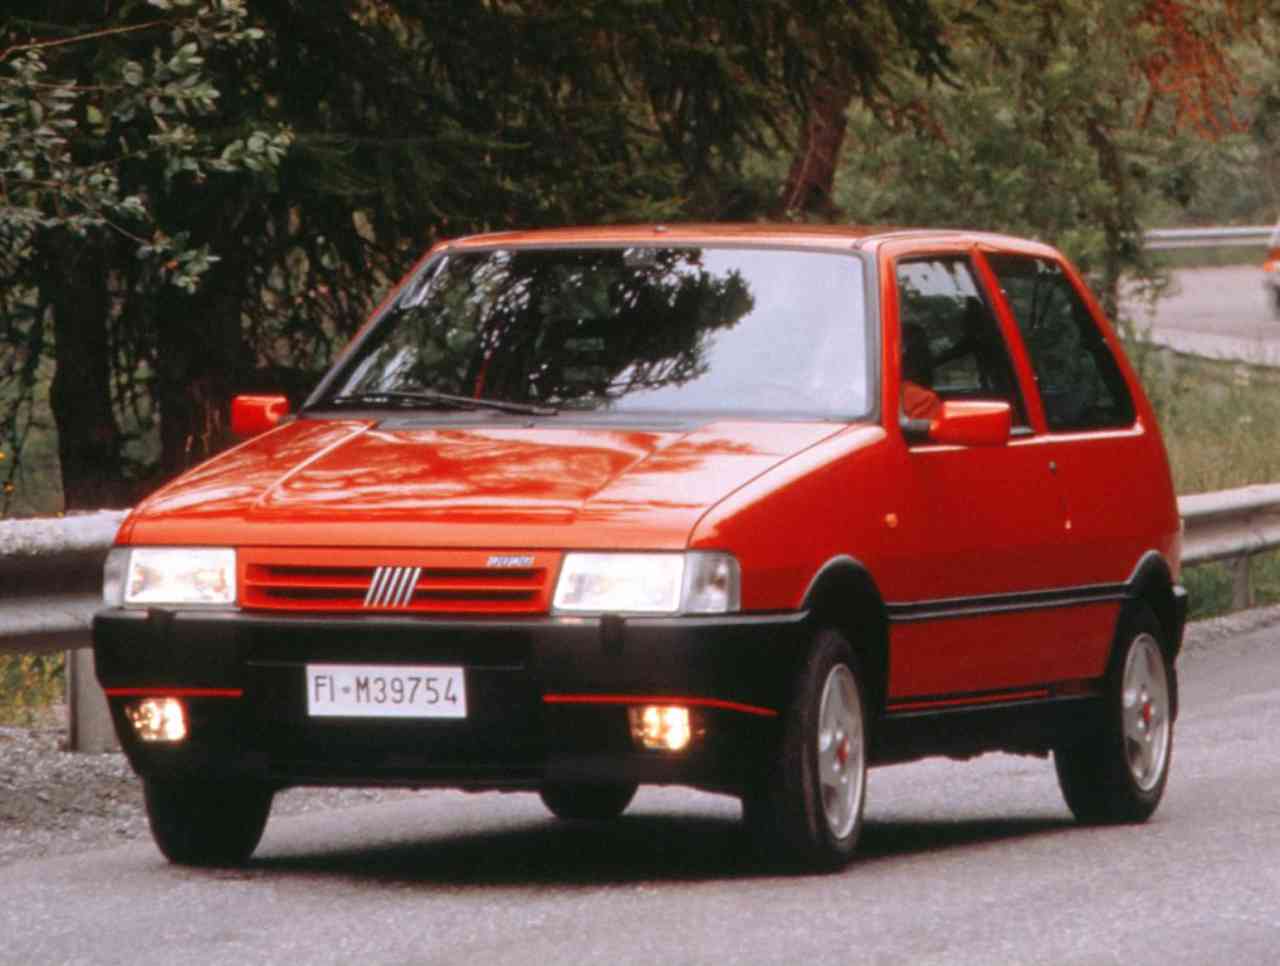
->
987, 254, 1134, 431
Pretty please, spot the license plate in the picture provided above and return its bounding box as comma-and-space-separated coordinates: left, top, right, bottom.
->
306, 664, 467, 719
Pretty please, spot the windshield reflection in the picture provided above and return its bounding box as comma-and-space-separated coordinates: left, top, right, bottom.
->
324, 247, 870, 419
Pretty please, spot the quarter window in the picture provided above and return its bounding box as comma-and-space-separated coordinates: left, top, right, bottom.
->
987, 255, 1134, 431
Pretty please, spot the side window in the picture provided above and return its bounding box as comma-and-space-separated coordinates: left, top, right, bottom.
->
986, 254, 1135, 431
895, 257, 1026, 424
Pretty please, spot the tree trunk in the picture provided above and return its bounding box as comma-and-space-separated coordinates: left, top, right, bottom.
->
154, 272, 247, 479
1085, 114, 1136, 324
779, 79, 855, 218
41, 241, 132, 510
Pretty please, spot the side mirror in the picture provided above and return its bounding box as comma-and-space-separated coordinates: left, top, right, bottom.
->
231, 394, 289, 437
902, 400, 1011, 447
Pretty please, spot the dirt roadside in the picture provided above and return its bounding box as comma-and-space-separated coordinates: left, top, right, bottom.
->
0, 715, 414, 867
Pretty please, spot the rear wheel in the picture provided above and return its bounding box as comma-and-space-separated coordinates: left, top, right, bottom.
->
144, 778, 273, 867
1055, 605, 1174, 823
744, 628, 867, 871
539, 782, 638, 821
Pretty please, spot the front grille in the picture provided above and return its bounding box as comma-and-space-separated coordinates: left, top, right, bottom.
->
239, 548, 559, 615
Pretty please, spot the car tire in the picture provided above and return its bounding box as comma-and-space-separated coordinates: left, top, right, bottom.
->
743, 627, 867, 871
1054, 604, 1175, 824
538, 782, 638, 821
143, 778, 274, 867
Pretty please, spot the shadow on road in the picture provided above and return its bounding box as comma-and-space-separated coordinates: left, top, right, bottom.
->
247, 808, 1076, 885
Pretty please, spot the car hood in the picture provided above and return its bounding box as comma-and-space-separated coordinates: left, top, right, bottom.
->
121, 417, 849, 549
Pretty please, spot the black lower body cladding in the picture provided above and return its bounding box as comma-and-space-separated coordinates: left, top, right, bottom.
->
92, 608, 807, 792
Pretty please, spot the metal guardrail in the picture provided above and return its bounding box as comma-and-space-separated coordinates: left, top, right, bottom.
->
2, 491, 1280, 751
1143, 226, 1274, 250
1178, 484, 1280, 612
0, 511, 127, 752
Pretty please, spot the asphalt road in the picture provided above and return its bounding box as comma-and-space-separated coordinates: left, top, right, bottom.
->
3, 616, 1279, 966
1133, 265, 1280, 363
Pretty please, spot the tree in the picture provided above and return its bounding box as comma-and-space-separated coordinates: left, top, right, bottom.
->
1, 0, 289, 510
4, 0, 961, 512
8, 0, 1266, 515
833, 0, 1265, 317
777, 0, 953, 217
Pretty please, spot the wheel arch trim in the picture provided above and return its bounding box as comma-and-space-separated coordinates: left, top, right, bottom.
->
1124, 550, 1186, 658
799, 555, 890, 717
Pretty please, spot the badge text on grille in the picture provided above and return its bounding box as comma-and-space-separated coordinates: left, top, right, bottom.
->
364, 566, 422, 609
487, 555, 535, 568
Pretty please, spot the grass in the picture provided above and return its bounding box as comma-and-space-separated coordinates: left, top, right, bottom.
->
1180, 550, 1280, 618
1130, 343, 1280, 494
1148, 245, 1268, 270
0, 653, 64, 726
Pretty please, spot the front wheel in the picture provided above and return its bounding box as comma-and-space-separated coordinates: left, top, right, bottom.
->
1055, 605, 1175, 823
144, 778, 274, 867
538, 782, 638, 821
744, 628, 868, 871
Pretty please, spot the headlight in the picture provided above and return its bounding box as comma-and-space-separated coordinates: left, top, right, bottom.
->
552, 552, 740, 615
103, 547, 237, 607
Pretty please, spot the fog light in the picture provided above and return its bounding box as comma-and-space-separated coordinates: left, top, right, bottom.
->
125, 698, 188, 742
629, 705, 692, 752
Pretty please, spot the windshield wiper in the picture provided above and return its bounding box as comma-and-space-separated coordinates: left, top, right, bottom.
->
324, 389, 558, 416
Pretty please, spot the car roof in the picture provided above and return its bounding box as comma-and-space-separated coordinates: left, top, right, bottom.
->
442, 223, 1060, 257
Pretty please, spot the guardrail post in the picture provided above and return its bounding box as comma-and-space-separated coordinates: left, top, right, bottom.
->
67, 646, 117, 753
1230, 556, 1254, 611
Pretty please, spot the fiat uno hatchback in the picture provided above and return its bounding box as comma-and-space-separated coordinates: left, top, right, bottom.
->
94, 225, 1186, 870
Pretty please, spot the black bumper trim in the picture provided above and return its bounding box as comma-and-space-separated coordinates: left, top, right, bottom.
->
93, 606, 807, 791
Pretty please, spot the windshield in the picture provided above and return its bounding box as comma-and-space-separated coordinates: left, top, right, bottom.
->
319, 246, 872, 419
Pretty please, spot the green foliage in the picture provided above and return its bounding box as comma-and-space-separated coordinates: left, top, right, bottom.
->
1180, 551, 1280, 621
834, 0, 1267, 319
0, 0, 959, 505
0, 358, 62, 517
1132, 22, 1280, 231
1181, 561, 1233, 619
0, 652, 63, 726
1, 0, 295, 511
0, 0, 1276, 516
0, 0, 291, 290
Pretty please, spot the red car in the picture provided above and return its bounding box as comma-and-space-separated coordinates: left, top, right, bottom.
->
1264, 224, 1280, 317
94, 225, 1185, 871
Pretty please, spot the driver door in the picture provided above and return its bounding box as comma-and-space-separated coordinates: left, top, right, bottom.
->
885, 253, 1075, 705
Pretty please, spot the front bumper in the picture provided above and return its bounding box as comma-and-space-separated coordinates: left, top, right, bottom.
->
93, 608, 807, 794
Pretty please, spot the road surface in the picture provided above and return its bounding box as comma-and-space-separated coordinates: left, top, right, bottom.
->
1133, 265, 1280, 363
